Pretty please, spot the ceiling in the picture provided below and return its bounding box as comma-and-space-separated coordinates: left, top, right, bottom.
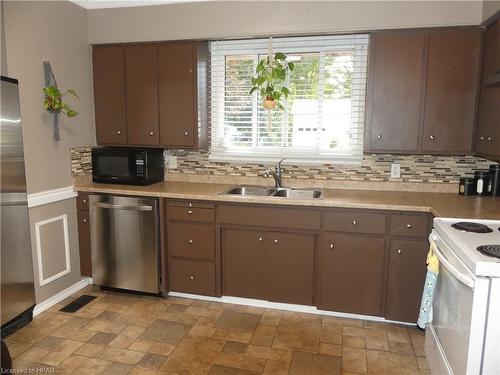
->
71, 0, 213, 10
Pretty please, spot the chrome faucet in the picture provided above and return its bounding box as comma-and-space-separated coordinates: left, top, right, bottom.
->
263, 158, 286, 188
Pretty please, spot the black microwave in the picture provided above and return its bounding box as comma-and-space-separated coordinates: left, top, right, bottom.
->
91, 147, 164, 185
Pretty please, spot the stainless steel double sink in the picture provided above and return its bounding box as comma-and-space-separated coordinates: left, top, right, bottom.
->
221, 186, 324, 199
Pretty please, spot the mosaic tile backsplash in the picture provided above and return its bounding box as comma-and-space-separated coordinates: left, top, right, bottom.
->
71, 146, 496, 184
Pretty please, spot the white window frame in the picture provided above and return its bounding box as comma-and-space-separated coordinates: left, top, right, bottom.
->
209, 35, 369, 165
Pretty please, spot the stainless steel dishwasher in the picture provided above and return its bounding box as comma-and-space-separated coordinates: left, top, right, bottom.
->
89, 194, 160, 294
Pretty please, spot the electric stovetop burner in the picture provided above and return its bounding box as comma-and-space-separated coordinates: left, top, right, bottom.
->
451, 222, 493, 233
477, 245, 500, 259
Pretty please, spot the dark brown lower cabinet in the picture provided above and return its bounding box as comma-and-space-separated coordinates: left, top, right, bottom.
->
319, 233, 385, 316
77, 212, 92, 277
222, 228, 315, 305
268, 232, 315, 305
222, 228, 268, 300
385, 240, 428, 322
169, 258, 215, 296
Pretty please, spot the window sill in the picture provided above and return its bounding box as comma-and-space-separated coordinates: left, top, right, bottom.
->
208, 152, 362, 166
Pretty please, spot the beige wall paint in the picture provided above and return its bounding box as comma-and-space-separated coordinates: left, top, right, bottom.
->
482, 0, 500, 21
3, 0, 95, 194
29, 199, 81, 304
3, 1, 95, 304
87, 1, 483, 44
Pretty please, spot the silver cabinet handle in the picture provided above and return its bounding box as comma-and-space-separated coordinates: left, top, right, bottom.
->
184, 131, 189, 136
187, 210, 193, 215
187, 239, 193, 244
377, 134, 382, 139
480, 136, 487, 141
95, 202, 152, 211
352, 220, 357, 225
149, 131, 155, 136
83, 218, 87, 223
273, 239, 278, 244
189, 275, 195, 281
406, 224, 412, 229
488, 137, 493, 141
117, 131, 121, 135
329, 243, 334, 249
258, 237, 263, 242
83, 199, 87, 203
429, 135, 434, 140
398, 249, 403, 254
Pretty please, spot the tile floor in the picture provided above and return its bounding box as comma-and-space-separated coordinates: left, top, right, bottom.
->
5, 286, 429, 374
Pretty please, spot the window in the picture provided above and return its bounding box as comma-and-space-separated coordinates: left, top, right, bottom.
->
210, 35, 369, 165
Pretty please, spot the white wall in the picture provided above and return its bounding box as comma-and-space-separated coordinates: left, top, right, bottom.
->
88, 1, 484, 44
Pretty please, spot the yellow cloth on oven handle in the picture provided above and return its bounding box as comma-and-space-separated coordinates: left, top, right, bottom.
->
427, 240, 440, 274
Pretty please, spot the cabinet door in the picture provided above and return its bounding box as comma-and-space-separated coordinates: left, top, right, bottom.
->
319, 233, 385, 316
421, 29, 480, 154
268, 232, 315, 305
481, 19, 500, 80
158, 42, 196, 148
77, 211, 92, 277
222, 228, 268, 300
386, 240, 428, 322
367, 32, 426, 153
475, 88, 500, 158
92, 46, 127, 145
125, 44, 159, 145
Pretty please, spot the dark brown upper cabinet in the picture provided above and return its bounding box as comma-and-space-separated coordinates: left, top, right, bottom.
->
366, 28, 482, 155
125, 44, 159, 146
158, 42, 208, 148
366, 31, 427, 153
475, 19, 500, 161
422, 29, 481, 154
92, 45, 127, 145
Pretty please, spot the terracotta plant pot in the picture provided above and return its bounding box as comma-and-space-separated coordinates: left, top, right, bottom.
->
262, 97, 277, 110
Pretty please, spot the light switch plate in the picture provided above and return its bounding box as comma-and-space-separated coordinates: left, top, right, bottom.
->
391, 163, 401, 178
169, 155, 178, 169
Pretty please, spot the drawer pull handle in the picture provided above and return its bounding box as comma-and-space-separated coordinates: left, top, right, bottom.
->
480, 136, 486, 141
189, 203, 193, 207
258, 237, 263, 242
429, 135, 435, 140
377, 134, 382, 139
149, 131, 155, 136
189, 275, 195, 281
187, 210, 193, 215
184, 131, 189, 136
398, 249, 403, 255
406, 224, 412, 229
488, 137, 493, 141
352, 220, 357, 225
83, 199, 87, 203
329, 243, 334, 249
273, 239, 278, 244
187, 239, 193, 244
83, 218, 87, 223
117, 130, 121, 135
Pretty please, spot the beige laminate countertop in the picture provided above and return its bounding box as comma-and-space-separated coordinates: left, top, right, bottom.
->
74, 181, 500, 220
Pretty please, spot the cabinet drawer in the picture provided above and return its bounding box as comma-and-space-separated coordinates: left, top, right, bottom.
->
168, 222, 215, 260
390, 213, 429, 237
77, 211, 92, 277
168, 205, 214, 223
77, 192, 89, 212
323, 210, 387, 235
218, 204, 320, 230
169, 259, 215, 296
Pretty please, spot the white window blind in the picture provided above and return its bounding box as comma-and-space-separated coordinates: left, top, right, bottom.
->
210, 35, 369, 165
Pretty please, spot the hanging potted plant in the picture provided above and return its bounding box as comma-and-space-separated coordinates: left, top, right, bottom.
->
249, 52, 294, 110
43, 85, 79, 118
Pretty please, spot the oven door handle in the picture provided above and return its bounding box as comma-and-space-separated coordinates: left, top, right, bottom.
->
94, 202, 153, 211
432, 241, 475, 289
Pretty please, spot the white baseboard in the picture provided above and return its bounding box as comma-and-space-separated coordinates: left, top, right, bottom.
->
168, 291, 415, 326
33, 277, 93, 316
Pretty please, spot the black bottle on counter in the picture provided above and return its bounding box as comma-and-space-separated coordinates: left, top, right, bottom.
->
490, 164, 500, 197
474, 170, 491, 196
459, 177, 476, 195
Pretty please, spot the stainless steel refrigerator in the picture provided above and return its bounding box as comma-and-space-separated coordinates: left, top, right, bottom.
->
1, 76, 36, 335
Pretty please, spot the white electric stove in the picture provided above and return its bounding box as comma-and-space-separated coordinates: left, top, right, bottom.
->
426, 218, 500, 375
